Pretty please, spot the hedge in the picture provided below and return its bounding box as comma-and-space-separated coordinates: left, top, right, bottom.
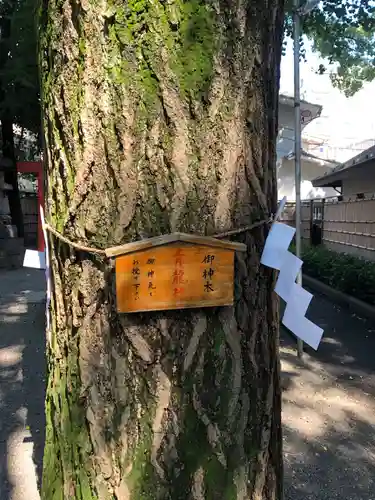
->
298, 245, 375, 307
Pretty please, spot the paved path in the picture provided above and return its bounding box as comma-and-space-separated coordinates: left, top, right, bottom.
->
0, 269, 45, 500
282, 292, 375, 500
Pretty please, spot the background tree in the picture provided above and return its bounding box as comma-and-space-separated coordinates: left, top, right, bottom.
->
1, 0, 40, 134
0, 0, 23, 235
285, 0, 375, 96
0, 0, 40, 234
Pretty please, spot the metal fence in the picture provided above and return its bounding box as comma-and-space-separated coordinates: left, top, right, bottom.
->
281, 193, 375, 261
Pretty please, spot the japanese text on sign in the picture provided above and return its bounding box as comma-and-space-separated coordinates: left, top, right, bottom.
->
115, 244, 234, 313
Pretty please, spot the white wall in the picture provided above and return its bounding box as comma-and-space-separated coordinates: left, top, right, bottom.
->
278, 157, 337, 200
277, 101, 318, 161
342, 163, 375, 196
277, 103, 295, 160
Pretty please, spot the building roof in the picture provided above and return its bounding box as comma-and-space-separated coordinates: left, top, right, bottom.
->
279, 94, 322, 125
313, 145, 375, 188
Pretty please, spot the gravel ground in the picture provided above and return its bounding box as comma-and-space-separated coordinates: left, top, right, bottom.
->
0, 269, 375, 499
282, 293, 375, 500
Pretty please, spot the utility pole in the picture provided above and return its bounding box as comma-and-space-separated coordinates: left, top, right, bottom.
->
293, 0, 320, 358
293, 0, 304, 358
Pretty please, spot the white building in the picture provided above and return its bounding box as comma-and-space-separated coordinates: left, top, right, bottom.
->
313, 145, 375, 197
277, 94, 337, 200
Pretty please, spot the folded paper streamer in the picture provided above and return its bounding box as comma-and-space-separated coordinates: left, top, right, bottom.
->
282, 283, 323, 350
260, 222, 296, 270
23, 249, 46, 269
274, 250, 303, 301
261, 205, 324, 350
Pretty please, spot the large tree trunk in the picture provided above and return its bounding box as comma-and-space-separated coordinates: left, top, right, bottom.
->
39, 1, 284, 498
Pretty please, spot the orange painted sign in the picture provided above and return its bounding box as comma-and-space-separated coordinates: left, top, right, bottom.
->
115, 243, 235, 313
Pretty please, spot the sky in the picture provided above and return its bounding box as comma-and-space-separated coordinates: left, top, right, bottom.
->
280, 39, 375, 162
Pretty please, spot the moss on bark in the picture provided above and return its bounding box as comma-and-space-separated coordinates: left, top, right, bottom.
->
39, 0, 285, 498
105, 0, 216, 99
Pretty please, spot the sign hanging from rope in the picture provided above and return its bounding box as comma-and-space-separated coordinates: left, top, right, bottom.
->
109, 234, 246, 313
22, 197, 323, 349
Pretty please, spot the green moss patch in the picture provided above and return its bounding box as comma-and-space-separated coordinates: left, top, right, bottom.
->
105, 0, 218, 107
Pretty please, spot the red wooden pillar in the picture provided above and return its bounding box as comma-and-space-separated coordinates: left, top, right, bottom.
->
16, 161, 44, 252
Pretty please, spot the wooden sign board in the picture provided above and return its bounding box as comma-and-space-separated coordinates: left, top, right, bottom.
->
113, 234, 246, 313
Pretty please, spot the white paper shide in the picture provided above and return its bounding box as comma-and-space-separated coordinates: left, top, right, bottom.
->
261, 203, 324, 350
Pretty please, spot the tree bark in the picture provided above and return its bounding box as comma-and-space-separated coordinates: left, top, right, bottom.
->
39, 1, 284, 498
